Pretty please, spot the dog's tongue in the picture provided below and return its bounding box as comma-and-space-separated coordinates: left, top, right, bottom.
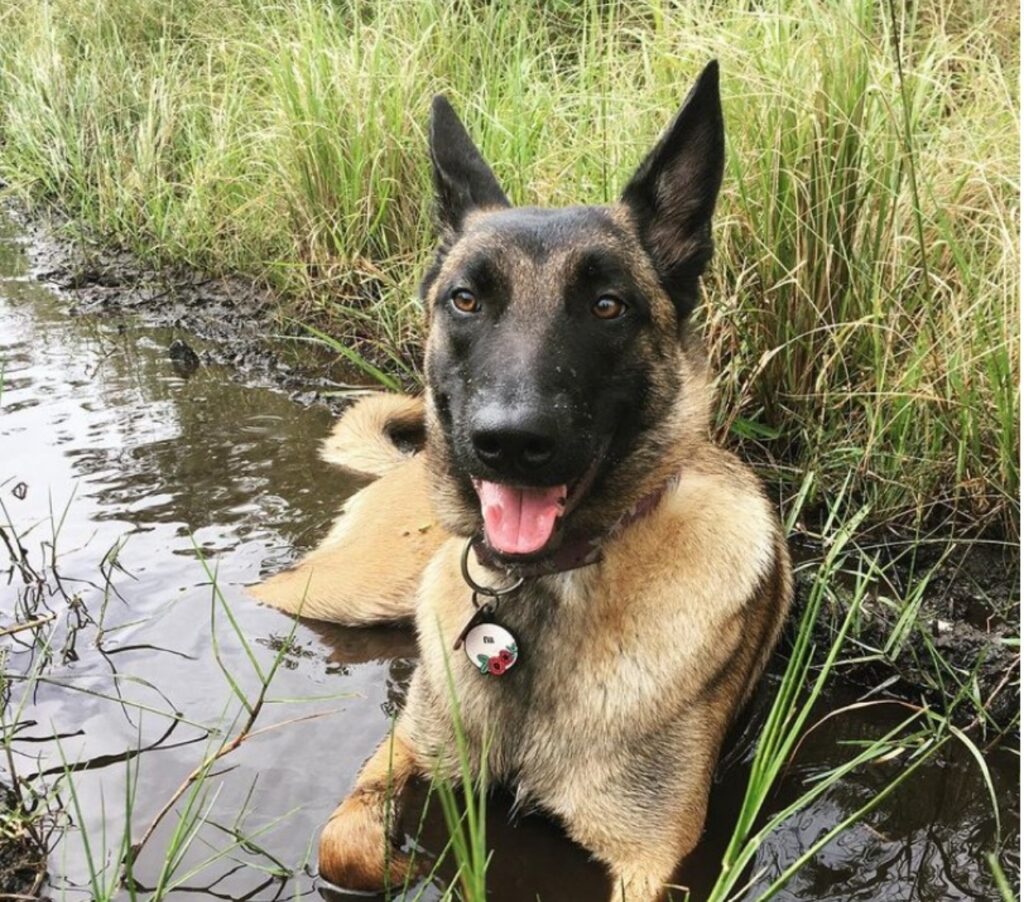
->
475, 481, 566, 555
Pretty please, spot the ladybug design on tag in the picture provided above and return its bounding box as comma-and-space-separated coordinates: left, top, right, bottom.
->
463, 621, 519, 676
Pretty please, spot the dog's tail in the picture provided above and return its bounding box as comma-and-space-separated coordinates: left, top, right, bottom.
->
321, 393, 426, 477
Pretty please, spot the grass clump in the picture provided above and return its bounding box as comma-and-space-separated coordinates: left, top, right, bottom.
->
0, 0, 1017, 534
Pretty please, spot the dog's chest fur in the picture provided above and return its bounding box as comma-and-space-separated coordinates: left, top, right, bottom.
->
412, 567, 653, 811
407, 459, 782, 813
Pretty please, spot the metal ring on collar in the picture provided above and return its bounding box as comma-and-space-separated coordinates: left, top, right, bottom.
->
460, 538, 525, 598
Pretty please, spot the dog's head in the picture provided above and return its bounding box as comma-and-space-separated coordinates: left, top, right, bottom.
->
420, 62, 724, 561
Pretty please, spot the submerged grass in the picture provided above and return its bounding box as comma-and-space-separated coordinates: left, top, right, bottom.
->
0, 0, 1018, 535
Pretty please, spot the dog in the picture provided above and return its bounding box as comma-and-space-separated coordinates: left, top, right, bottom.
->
253, 60, 792, 902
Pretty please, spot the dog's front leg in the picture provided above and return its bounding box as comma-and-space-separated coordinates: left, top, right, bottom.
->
318, 722, 423, 892
561, 722, 719, 902
564, 799, 704, 902
602, 839, 692, 902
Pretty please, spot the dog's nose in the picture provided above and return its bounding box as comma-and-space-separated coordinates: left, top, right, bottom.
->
470, 407, 559, 474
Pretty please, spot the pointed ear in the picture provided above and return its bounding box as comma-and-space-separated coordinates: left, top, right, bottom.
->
620, 61, 725, 321
429, 95, 510, 234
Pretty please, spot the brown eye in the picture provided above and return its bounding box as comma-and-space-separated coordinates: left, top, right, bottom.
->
451, 289, 481, 314
592, 295, 627, 320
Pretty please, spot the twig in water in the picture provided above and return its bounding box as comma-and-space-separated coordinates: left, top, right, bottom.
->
124, 541, 320, 872
0, 613, 56, 637
124, 706, 339, 867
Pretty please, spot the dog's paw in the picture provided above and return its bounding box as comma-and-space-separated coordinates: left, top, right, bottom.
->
318, 794, 417, 892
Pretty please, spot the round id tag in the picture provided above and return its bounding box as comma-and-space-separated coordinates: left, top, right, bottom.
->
464, 620, 519, 677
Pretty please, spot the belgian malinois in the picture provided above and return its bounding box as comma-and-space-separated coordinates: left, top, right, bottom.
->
253, 60, 792, 902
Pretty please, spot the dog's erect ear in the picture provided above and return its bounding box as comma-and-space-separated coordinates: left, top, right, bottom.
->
429, 96, 510, 234
620, 61, 725, 321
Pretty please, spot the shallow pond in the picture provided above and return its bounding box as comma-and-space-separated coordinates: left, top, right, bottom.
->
0, 212, 1017, 901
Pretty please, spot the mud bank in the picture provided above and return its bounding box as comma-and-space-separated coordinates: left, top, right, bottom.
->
0, 792, 45, 899
796, 540, 1019, 730
4, 200, 373, 412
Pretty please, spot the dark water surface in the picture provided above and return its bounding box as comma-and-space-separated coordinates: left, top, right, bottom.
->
0, 213, 1017, 901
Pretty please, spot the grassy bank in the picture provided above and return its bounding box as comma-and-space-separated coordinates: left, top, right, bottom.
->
0, 0, 1018, 535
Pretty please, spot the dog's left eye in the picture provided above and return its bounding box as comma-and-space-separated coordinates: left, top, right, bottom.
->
592, 295, 627, 320
450, 289, 481, 314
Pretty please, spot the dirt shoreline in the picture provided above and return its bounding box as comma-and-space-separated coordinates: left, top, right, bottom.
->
794, 541, 1019, 731
4, 200, 362, 413
8, 200, 1019, 730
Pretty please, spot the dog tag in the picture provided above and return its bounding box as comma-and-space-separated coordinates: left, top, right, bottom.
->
463, 620, 519, 677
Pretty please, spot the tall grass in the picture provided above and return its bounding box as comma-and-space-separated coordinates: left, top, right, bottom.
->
0, 0, 1017, 533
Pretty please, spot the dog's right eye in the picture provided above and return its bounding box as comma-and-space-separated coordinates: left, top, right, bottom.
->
592, 295, 628, 320
450, 289, 481, 314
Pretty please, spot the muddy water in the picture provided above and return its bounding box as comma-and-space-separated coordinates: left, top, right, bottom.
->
0, 212, 1017, 901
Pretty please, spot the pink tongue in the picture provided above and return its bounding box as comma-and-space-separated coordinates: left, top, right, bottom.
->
475, 481, 567, 555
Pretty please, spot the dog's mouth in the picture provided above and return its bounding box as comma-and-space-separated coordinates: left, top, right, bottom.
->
473, 481, 566, 556
471, 453, 605, 558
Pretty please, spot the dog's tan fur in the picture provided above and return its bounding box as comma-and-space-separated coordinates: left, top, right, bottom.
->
405, 478, 787, 900
252, 68, 792, 901
249, 395, 444, 624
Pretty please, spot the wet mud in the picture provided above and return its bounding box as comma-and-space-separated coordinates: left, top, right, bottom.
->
794, 538, 1020, 731
4, 201, 372, 412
